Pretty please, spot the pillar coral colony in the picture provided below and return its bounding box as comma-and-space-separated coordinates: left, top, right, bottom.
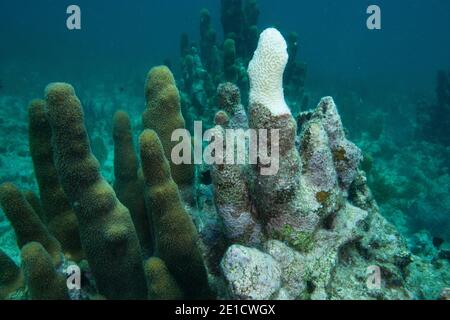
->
170, 121, 280, 176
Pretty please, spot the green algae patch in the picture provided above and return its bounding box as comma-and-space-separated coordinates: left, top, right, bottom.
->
276, 225, 315, 253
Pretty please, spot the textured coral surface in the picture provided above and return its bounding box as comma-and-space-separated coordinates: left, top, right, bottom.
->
1, 1, 449, 301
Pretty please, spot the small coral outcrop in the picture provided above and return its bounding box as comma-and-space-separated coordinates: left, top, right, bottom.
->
221, 245, 281, 300
213, 27, 414, 300
217, 82, 248, 129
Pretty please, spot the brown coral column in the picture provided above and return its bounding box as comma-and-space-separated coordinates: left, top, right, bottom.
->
21, 242, 69, 300
144, 257, 183, 300
45, 82, 147, 300
0, 183, 62, 266
28, 99, 83, 262
0, 249, 24, 299
139, 129, 211, 299
143, 66, 194, 199
113, 110, 153, 256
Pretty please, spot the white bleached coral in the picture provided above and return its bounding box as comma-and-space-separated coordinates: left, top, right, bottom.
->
248, 28, 290, 116
247, 28, 302, 238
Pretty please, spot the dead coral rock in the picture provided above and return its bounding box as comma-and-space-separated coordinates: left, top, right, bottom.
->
312, 97, 363, 191
221, 245, 281, 300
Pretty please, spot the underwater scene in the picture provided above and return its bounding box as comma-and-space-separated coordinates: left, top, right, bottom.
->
0, 0, 449, 301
